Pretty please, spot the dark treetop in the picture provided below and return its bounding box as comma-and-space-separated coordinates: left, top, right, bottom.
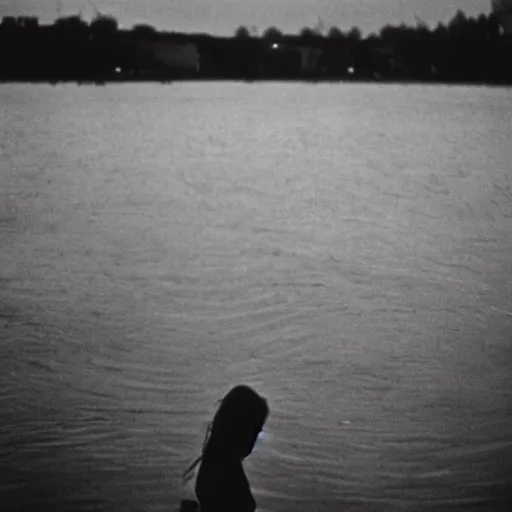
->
1, 10, 510, 84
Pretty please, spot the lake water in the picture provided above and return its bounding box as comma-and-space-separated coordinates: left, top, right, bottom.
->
1, 82, 511, 512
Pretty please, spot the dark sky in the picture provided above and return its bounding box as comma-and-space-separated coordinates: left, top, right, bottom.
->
0, 0, 492, 35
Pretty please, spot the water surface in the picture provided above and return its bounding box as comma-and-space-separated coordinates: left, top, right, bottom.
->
1, 82, 511, 512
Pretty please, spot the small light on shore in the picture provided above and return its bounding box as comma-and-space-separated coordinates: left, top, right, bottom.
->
348, 66, 355, 75
115, 67, 122, 73
271, 43, 279, 50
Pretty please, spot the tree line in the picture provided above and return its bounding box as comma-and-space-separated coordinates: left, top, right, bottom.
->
0, 10, 511, 84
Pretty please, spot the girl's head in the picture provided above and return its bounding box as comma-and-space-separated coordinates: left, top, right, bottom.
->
182, 385, 269, 485
204, 385, 269, 460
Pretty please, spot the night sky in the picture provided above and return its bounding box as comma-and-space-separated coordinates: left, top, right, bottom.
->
0, 0, 492, 35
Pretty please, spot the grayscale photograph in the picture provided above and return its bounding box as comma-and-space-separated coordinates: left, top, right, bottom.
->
1, 1, 511, 511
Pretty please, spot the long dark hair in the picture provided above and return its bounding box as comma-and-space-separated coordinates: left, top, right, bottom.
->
182, 385, 268, 484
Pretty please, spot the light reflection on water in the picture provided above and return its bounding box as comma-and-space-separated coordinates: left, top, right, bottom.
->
0, 83, 511, 512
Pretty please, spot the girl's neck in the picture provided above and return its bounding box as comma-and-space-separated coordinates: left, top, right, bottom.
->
203, 443, 243, 465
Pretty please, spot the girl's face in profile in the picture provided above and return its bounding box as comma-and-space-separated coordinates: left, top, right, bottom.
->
241, 423, 266, 458
255, 429, 265, 445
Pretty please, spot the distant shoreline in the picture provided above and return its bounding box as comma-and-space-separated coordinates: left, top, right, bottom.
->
2, 10, 511, 85
1, 78, 511, 87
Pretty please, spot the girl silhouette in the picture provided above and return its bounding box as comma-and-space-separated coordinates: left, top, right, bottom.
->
181, 385, 269, 512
